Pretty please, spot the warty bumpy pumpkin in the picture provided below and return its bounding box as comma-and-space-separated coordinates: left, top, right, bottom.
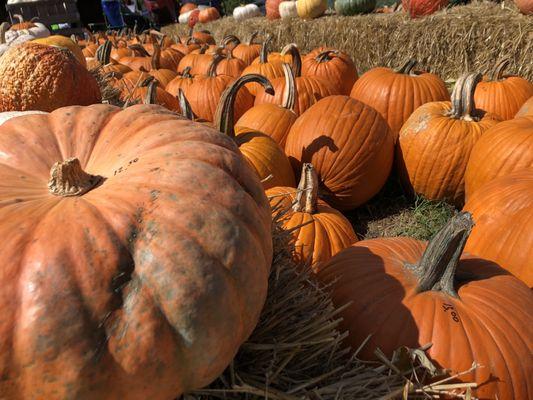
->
0, 42, 101, 112
0, 104, 272, 399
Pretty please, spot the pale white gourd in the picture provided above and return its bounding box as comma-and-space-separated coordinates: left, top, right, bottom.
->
279, 0, 298, 18
233, 3, 263, 21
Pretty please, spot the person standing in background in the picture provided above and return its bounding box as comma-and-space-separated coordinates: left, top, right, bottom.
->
144, 0, 177, 25
101, 0, 126, 27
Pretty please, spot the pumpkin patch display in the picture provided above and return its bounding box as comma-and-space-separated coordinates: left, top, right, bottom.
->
267, 163, 357, 270
397, 73, 501, 206
350, 59, 449, 139
285, 95, 394, 210
473, 59, 533, 120
463, 169, 533, 287
0, 42, 101, 112
318, 212, 533, 400
0, 103, 272, 399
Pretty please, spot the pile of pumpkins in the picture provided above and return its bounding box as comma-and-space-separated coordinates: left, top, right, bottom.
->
0, 21, 532, 400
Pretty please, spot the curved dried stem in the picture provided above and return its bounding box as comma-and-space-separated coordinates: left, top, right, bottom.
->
448, 72, 483, 121
489, 58, 510, 81
395, 58, 418, 74
281, 43, 302, 77
177, 89, 196, 120
293, 163, 318, 214
315, 50, 340, 63
259, 35, 272, 64
281, 63, 297, 111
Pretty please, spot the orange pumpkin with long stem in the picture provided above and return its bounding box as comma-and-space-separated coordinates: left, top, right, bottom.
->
318, 212, 533, 400
124, 79, 181, 112
397, 73, 501, 206
285, 95, 394, 210
165, 67, 196, 97
302, 47, 358, 95
215, 74, 296, 190
240, 37, 285, 96
254, 44, 338, 115
464, 115, 533, 199
267, 163, 357, 270
177, 57, 254, 123
463, 168, 533, 287
236, 63, 298, 148
176, 45, 213, 75
231, 32, 261, 65
214, 48, 246, 78
350, 59, 449, 139
0, 103, 272, 399
474, 59, 533, 120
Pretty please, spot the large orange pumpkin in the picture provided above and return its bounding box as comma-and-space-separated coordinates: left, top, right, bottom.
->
254, 44, 338, 115
0, 103, 272, 399
302, 47, 358, 95
284, 95, 394, 210
267, 163, 357, 270
0, 42, 101, 112
240, 36, 285, 96
463, 169, 533, 287
350, 59, 449, 139
236, 63, 298, 148
464, 115, 533, 199
473, 59, 533, 120
318, 212, 533, 400
516, 96, 533, 117
215, 74, 296, 190
397, 73, 501, 206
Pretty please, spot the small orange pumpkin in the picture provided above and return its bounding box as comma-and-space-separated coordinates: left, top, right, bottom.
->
123, 79, 181, 112
267, 163, 357, 270
231, 32, 262, 65
198, 7, 220, 23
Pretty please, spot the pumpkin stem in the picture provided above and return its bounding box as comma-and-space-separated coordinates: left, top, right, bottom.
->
198, 44, 208, 55
315, 49, 340, 63
222, 34, 240, 47
96, 40, 113, 65
151, 40, 161, 70
248, 31, 259, 45
177, 89, 196, 120
48, 158, 103, 197
143, 80, 158, 105
259, 35, 272, 64
207, 54, 224, 77
0, 22, 9, 45
215, 74, 275, 138
448, 72, 483, 121
128, 44, 150, 57
13, 14, 24, 24
181, 66, 193, 78
281, 43, 302, 77
281, 63, 297, 111
489, 59, 510, 81
395, 58, 418, 75
412, 212, 473, 298
293, 163, 318, 214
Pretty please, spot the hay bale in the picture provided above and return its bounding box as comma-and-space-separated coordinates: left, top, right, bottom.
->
183, 216, 475, 399
163, 1, 533, 81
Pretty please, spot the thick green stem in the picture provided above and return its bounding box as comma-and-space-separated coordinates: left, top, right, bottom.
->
395, 58, 418, 74
411, 212, 474, 298
215, 74, 275, 138
281, 43, 302, 77
293, 163, 318, 214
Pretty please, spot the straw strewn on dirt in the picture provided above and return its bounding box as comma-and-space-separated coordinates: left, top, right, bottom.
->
163, 1, 533, 81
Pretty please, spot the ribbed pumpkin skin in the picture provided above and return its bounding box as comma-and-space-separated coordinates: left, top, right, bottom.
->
0, 43, 101, 112
255, 75, 338, 116
266, 0, 283, 19
180, 76, 254, 122
236, 103, 298, 148
318, 237, 533, 400
240, 61, 285, 96
402, 0, 448, 17
516, 96, 533, 117
285, 96, 394, 210
267, 186, 357, 270
125, 87, 181, 112
235, 132, 296, 190
514, 0, 533, 15
397, 102, 500, 206
297, 0, 327, 18
216, 57, 246, 79
464, 116, 533, 199
463, 169, 533, 287
0, 104, 272, 399
335, 0, 376, 15
177, 53, 213, 76
232, 44, 261, 66
165, 73, 196, 98
474, 77, 533, 120
198, 7, 220, 23
148, 69, 178, 88
302, 48, 358, 95
159, 47, 184, 71
350, 67, 449, 139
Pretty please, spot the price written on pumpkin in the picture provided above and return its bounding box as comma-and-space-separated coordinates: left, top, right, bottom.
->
442, 303, 460, 323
